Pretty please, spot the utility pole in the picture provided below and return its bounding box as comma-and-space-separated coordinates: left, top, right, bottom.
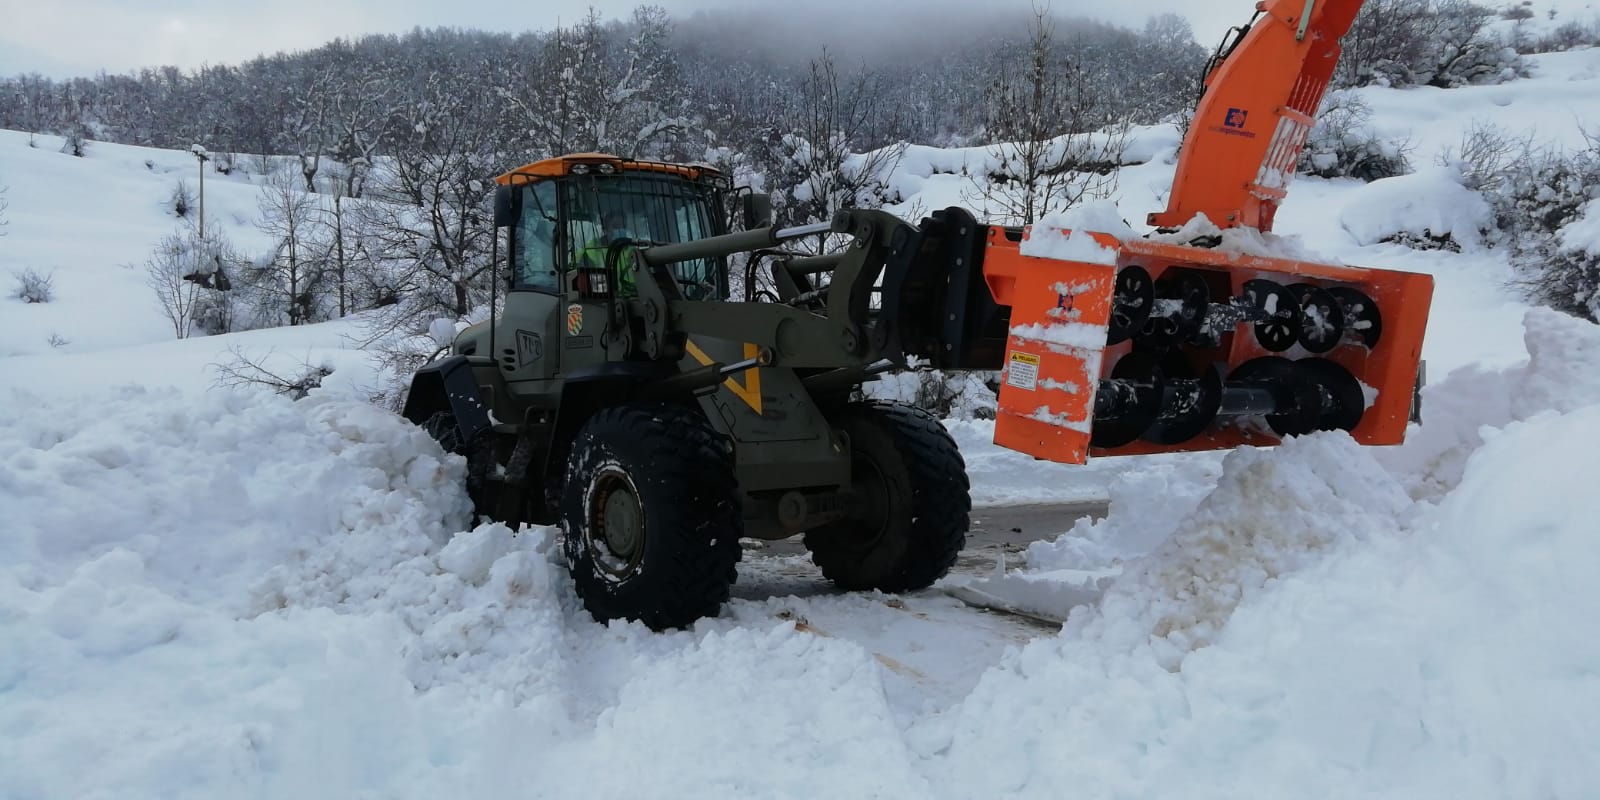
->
335, 192, 347, 316
190, 144, 209, 239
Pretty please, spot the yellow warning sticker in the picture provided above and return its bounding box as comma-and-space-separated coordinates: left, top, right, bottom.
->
1006, 351, 1041, 391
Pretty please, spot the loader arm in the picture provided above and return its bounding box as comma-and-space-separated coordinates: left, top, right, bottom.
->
1148, 0, 1364, 233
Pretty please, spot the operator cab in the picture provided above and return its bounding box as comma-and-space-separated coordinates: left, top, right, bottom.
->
494, 153, 734, 302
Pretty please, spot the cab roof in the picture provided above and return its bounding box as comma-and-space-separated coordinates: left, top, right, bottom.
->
494, 153, 726, 185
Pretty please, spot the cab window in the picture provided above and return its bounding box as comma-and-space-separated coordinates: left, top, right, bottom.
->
562, 174, 727, 300
512, 181, 559, 292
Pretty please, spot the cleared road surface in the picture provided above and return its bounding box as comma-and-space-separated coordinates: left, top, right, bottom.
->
749, 500, 1110, 578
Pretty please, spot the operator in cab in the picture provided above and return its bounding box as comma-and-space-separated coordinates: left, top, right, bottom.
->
576, 210, 639, 297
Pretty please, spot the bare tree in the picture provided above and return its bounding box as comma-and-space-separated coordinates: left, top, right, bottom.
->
144, 233, 206, 339
352, 72, 501, 340
0, 178, 8, 237
143, 230, 239, 338
211, 344, 334, 400
967, 6, 1127, 226
252, 168, 326, 326
277, 66, 337, 193
497, 6, 690, 159
763, 51, 907, 253
321, 166, 355, 317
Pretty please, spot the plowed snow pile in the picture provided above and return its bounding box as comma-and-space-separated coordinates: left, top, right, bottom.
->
933, 307, 1600, 797
4, 308, 1598, 798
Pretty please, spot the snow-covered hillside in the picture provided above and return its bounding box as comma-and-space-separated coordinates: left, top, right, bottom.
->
4, 47, 1600, 798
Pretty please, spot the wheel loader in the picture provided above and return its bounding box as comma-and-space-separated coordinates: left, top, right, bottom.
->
402, 0, 1431, 630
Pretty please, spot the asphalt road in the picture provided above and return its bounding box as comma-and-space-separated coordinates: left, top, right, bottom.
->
750, 500, 1110, 577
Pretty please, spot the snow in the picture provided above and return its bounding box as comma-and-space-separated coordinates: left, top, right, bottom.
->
1338, 164, 1495, 248
1145, 211, 1336, 262
1017, 227, 1119, 265
1560, 197, 1600, 254
6, 47, 1600, 798
1016, 199, 1132, 265
922, 404, 1600, 798
1009, 321, 1108, 349
1358, 48, 1600, 162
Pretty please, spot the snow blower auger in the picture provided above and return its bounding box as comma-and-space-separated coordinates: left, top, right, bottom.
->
966, 225, 1431, 464
402, 0, 1429, 631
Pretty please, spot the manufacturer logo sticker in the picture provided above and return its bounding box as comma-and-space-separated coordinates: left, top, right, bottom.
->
1210, 107, 1257, 139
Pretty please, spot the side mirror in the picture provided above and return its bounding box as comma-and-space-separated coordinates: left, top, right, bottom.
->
493, 185, 517, 228
741, 192, 773, 230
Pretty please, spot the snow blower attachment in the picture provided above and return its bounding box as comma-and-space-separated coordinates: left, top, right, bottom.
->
895, 0, 1432, 464
919, 222, 1434, 465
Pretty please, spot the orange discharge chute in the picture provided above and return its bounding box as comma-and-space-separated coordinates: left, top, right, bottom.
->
1150, 0, 1367, 235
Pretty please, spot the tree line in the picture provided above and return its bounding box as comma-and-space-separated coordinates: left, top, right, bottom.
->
6, 0, 1575, 379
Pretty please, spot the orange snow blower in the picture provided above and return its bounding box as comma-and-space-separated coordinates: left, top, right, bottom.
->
892, 0, 1432, 464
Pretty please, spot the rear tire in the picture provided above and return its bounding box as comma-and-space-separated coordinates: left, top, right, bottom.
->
804, 401, 971, 592
560, 402, 743, 630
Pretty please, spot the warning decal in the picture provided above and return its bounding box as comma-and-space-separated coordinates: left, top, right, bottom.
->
1006, 351, 1041, 391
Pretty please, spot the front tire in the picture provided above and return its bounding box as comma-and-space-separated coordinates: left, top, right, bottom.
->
560, 402, 743, 630
804, 401, 971, 592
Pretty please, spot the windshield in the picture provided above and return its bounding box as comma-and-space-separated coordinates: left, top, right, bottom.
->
562, 174, 727, 300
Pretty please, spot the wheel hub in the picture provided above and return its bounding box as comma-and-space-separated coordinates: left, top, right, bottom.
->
851, 457, 892, 545
589, 469, 646, 581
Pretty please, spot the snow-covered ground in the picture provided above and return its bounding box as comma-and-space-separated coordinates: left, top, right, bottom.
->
4, 48, 1600, 798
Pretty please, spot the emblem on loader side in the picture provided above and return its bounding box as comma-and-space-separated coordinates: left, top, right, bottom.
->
567, 303, 584, 335
685, 339, 764, 415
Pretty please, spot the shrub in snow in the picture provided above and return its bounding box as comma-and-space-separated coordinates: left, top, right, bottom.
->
1534, 19, 1600, 52
58, 132, 88, 157
9, 267, 55, 303
1516, 220, 1600, 321
1337, 0, 1528, 88
170, 179, 194, 218
1490, 137, 1600, 321
142, 230, 243, 338
1298, 91, 1412, 182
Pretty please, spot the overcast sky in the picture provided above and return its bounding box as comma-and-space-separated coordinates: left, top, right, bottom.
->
0, 0, 1268, 78
5, 0, 1594, 78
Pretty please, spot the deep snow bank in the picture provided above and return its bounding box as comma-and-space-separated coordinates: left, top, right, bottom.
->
0, 386, 929, 798
926, 308, 1600, 797
4, 310, 1600, 799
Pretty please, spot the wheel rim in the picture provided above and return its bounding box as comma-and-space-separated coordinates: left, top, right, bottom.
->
849, 454, 893, 550
588, 467, 646, 582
